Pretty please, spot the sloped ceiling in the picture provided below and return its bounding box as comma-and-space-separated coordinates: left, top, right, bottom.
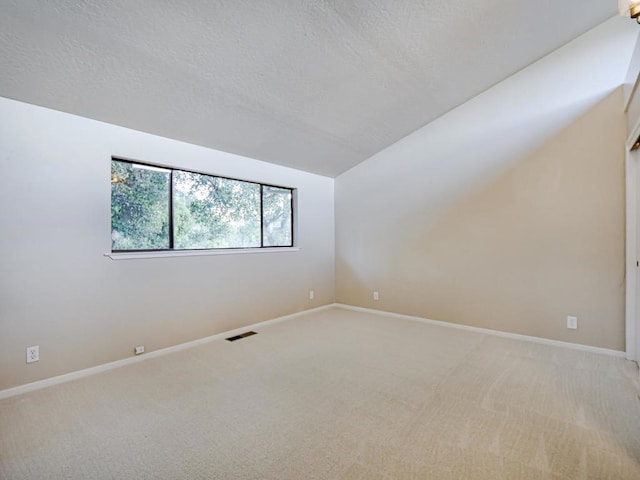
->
0, 1, 618, 176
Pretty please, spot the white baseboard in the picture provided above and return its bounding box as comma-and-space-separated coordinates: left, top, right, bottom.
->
334, 304, 626, 358
1, 303, 625, 400
0, 304, 335, 400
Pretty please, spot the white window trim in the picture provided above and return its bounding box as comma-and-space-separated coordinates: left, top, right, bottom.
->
626, 114, 640, 363
105, 247, 300, 260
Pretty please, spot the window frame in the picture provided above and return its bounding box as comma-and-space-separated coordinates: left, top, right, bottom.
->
110, 157, 295, 253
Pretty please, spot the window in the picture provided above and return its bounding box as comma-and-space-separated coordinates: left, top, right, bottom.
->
262, 186, 293, 247
110, 159, 294, 252
110, 162, 171, 250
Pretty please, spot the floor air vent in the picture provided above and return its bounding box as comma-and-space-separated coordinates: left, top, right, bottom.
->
226, 331, 258, 342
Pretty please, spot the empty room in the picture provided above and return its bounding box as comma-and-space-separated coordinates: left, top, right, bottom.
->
2, 1, 640, 479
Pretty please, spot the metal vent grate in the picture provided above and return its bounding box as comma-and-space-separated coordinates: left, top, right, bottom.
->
226, 331, 258, 342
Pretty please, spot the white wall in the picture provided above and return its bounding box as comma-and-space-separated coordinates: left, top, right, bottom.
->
624, 30, 640, 103
0, 98, 335, 390
335, 17, 637, 350
625, 31, 640, 135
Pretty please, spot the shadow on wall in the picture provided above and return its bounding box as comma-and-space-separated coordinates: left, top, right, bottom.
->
336, 88, 626, 350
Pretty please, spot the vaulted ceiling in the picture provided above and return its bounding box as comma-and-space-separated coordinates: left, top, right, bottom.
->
0, 1, 618, 176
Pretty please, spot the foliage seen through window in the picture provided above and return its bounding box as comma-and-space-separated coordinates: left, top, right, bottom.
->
111, 160, 293, 251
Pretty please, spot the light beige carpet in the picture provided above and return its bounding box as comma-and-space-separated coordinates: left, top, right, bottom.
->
1, 307, 639, 479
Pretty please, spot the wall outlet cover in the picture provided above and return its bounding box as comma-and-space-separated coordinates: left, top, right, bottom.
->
567, 316, 578, 329
26, 345, 39, 364
134, 345, 145, 355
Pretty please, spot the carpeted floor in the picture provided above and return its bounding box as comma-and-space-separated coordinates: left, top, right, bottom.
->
1, 307, 639, 479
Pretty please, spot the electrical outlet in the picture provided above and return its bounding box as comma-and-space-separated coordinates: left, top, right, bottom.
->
134, 345, 145, 355
567, 316, 578, 329
26, 346, 39, 364
309, 290, 315, 300
373, 291, 380, 301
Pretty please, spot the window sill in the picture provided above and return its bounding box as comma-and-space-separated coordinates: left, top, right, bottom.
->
105, 247, 300, 260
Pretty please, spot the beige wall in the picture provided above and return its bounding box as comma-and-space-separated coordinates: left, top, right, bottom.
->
0, 97, 335, 391
335, 20, 632, 351
337, 90, 625, 350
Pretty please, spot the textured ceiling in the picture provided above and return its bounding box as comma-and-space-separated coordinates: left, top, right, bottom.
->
0, 1, 617, 176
